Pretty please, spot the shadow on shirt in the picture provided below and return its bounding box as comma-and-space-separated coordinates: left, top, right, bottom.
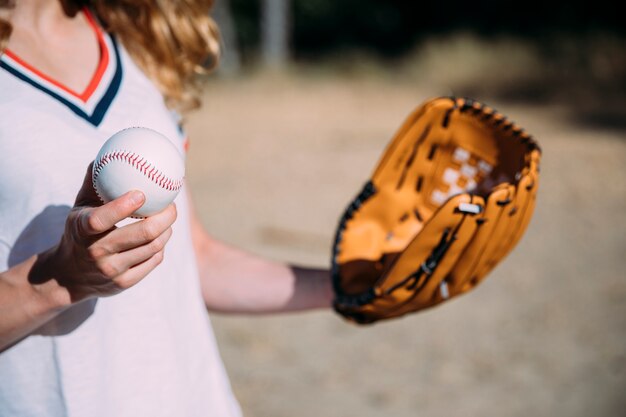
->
8, 205, 97, 337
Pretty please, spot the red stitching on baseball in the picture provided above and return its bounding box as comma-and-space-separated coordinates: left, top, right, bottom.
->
93, 150, 183, 192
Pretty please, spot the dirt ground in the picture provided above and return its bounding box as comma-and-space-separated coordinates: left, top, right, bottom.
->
184, 73, 626, 417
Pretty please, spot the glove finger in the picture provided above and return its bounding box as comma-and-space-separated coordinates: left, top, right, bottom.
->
390, 195, 486, 316
471, 172, 536, 284
494, 150, 541, 260
372, 99, 453, 192
355, 194, 483, 321
445, 105, 541, 292
446, 184, 515, 295
370, 104, 429, 189
334, 194, 470, 322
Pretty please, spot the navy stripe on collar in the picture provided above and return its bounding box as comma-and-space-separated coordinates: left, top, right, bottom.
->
0, 37, 123, 127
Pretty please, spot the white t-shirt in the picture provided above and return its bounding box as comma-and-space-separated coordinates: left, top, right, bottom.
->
0, 11, 241, 417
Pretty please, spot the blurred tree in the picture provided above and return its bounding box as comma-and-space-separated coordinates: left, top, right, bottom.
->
261, 0, 290, 67
227, 0, 625, 62
213, 0, 241, 74
229, 0, 260, 63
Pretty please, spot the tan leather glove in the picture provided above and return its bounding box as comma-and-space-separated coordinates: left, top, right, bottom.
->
332, 97, 541, 324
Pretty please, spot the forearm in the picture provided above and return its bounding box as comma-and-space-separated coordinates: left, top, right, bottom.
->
196, 236, 333, 314
0, 250, 71, 352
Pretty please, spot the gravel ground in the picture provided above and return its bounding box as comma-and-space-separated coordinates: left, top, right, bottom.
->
185, 73, 626, 417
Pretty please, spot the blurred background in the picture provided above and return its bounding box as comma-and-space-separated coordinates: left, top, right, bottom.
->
185, 1, 626, 416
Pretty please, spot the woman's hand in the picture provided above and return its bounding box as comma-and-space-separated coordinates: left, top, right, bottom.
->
0, 163, 178, 350
33, 163, 177, 304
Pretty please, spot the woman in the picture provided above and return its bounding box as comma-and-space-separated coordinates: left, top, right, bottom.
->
0, 1, 332, 415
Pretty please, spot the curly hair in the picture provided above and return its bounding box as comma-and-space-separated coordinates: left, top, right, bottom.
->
0, 0, 220, 112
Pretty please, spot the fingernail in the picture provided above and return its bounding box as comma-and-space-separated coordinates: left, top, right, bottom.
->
130, 191, 145, 205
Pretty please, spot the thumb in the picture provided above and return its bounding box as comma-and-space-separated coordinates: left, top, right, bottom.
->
76, 190, 146, 237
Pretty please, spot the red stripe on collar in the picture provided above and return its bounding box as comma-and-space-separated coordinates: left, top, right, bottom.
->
3, 7, 110, 103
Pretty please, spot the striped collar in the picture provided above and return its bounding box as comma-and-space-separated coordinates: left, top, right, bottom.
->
0, 9, 123, 127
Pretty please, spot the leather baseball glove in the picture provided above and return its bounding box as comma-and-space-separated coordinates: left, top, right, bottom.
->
331, 97, 541, 324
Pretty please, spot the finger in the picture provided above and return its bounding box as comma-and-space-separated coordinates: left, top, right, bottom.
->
113, 249, 166, 290
108, 227, 173, 273
78, 190, 146, 237
94, 203, 177, 254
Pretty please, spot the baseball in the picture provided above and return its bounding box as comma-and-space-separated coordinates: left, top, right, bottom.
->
93, 127, 185, 217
